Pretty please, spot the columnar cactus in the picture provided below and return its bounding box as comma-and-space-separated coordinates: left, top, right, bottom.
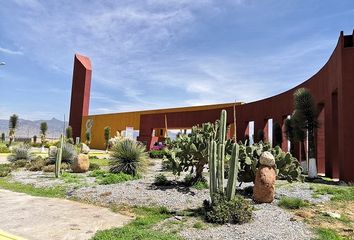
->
55, 134, 64, 178
208, 110, 240, 202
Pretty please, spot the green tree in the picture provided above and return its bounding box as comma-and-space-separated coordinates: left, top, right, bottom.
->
1, 133, 5, 142
9, 114, 19, 145
40, 122, 48, 146
85, 131, 91, 145
104, 126, 111, 151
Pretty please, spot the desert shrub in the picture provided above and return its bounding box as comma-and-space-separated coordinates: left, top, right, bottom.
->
193, 179, 208, 190
89, 163, 101, 171
47, 142, 77, 164
42, 165, 55, 172
0, 143, 10, 153
89, 170, 138, 185
0, 164, 12, 177
183, 173, 208, 189
154, 173, 169, 186
278, 197, 310, 209
203, 193, 253, 224
12, 159, 28, 168
26, 158, 46, 171
109, 139, 147, 176
149, 149, 170, 159
7, 144, 33, 162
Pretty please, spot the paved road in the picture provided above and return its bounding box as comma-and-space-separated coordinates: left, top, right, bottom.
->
0, 189, 132, 240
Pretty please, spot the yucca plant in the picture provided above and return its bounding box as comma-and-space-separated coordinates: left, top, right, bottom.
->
109, 139, 147, 176
9, 114, 19, 146
40, 121, 48, 147
7, 144, 33, 162
294, 88, 318, 177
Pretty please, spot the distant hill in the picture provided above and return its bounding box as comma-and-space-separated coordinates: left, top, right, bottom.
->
0, 118, 67, 139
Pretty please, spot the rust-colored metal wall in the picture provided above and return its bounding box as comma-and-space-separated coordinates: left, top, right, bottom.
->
69, 31, 354, 182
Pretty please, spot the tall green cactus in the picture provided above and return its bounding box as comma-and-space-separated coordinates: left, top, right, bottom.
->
226, 143, 239, 201
55, 134, 64, 178
209, 109, 240, 202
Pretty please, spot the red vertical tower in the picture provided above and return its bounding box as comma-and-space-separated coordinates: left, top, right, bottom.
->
69, 54, 92, 140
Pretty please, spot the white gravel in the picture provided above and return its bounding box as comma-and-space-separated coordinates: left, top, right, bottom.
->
180, 203, 314, 240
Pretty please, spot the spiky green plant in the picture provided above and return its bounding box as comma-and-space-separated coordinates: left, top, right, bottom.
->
109, 138, 147, 176
7, 144, 33, 162
8, 114, 18, 145
55, 134, 64, 178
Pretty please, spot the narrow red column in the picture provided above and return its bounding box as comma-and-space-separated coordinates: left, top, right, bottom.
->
68, 54, 92, 140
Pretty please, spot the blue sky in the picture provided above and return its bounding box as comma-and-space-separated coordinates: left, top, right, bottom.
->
0, 0, 353, 120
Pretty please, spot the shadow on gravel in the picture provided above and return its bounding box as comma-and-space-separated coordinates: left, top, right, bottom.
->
148, 182, 198, 195
305, 177, 349, 186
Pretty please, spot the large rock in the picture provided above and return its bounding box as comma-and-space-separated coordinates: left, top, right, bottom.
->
72, 154, 90, 173
253, 165, 276, 203
81, 143, 90, 154
259, 151, 275, 167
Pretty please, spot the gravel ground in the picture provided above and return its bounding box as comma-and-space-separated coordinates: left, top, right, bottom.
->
180, 203, 314, 240
8, 159, 330, 240
275, 181, 330, 203
10, 170, 96, 188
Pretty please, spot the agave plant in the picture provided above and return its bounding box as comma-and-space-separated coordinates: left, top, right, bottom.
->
47, 142, 77, 164
109, 138, 147, 176
7, 144, 33, 162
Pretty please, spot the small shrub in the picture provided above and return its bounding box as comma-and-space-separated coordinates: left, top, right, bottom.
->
0, 164, 12, 177
42, 165, 55, 172
12, 159, 28, 168
48, 142, 77, 164
154, 173, 169, 186
192, 222, 204, 229
7, 144, 33, 162
149, 149, 170, 159
184, 174, 208, 189
193, 180, 208, 190
89, 163, 101, 171
278, 197, 310, 209
203, 193, 253, 224
26, 158, 46, 171
0, 143, 10, 153
110, 139, 147, 176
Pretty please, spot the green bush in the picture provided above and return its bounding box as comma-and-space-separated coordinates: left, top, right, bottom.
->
110, 139, 147, 176
203, 193, 253, 224
7, 144, 34, 162
193, 180, 208, 190
149, 149, 170, 159
278, 197, 310, 209
154, 173, 169, 186
0, 143, 10, 153
0, 164, 12, 177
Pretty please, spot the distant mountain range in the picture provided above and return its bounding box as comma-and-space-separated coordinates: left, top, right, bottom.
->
0, 118, 66, 139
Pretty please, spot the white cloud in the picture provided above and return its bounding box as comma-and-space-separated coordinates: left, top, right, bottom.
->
0, 47, 23, 55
